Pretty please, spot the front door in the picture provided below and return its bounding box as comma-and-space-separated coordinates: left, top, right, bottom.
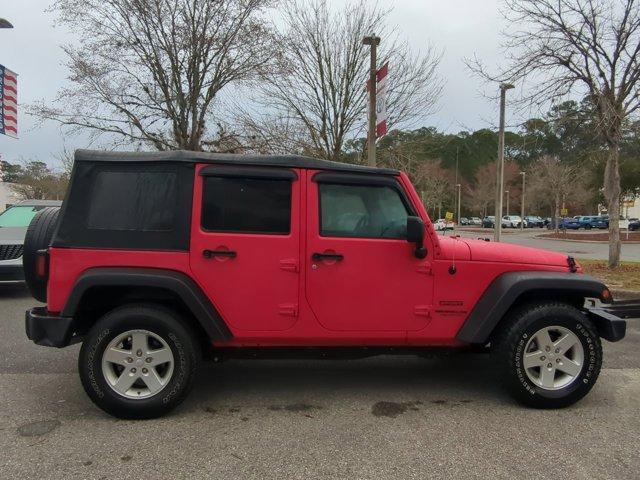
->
190, 164, 300, 331
305, 171, 433, 332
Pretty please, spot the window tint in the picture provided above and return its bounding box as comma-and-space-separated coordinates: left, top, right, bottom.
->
87, 171, 177, 231
319, 183, 409, 238
202, 177, 291, 234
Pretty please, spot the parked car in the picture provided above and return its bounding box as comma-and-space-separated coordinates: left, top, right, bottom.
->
502, 215, 525, 228
482, 216, 495, 228
546, 217, 580, 230
524, 216, 545, 228
469, 217, 482, 226
434, 218, 455, 231
599, 215, 630, 229
0, 200, 62, 283
629, 219, 639, 231
459, 217, 470, 226
577, 216, 608, 230
23, 149, 636, 419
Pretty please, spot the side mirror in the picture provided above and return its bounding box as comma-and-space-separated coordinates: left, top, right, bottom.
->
406, 216, 427, 259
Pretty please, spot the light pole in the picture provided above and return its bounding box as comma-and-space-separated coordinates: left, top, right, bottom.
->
505, 190, 510, 216
494, 82, 514, 242
519, 171, 526, 230
363, 34, 380, 167
456, 184, 461, 225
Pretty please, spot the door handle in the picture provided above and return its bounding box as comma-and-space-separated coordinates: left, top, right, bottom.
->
312, 252, 344, 261
203, 249, 237, 259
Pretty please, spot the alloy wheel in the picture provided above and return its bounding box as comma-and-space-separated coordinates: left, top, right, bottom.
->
522, 326, 584, 390
101, 329, 175, 399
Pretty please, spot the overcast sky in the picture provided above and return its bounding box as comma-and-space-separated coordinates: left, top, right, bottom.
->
0, 0, 515, 167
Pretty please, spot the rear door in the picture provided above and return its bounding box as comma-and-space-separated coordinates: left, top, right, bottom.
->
190, 164, 300, 331
305, 171, 433, 332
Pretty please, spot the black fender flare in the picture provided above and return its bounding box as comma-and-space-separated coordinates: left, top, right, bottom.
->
456, 271, 609, 344
62, 267, 233, 342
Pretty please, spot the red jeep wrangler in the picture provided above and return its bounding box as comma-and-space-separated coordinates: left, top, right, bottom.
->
23, 150, 637, 419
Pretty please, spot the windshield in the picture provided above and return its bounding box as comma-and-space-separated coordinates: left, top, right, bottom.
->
0, 206, 40, 227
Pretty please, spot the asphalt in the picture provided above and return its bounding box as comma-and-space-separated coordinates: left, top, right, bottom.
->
1, 285, 639, 479
450, 227, 640, 262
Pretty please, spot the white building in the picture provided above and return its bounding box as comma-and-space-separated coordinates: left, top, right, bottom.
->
0, 183, 24, 212
623, 194, 640, 219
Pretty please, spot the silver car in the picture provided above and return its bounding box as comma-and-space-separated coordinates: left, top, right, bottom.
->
0, 200, 62, 283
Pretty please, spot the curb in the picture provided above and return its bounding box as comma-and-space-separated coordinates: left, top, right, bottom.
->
611, 289, 640, 300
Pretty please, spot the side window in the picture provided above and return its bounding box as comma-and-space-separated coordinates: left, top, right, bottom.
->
319, 183, 409, 239
87, 171, 177, 231
201, 176, 291, 234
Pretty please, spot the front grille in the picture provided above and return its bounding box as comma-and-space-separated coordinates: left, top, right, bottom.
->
0, 244, 24, 260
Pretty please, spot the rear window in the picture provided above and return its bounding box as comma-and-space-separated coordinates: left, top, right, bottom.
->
201, 177, 291, 234
87, 171, 177, 231
52, 161, 194, 251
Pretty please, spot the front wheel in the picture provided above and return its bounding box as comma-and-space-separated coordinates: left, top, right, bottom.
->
493, 303, 602, 408
79, 305, 200, 419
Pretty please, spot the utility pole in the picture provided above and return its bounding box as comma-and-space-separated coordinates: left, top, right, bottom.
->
494, 83, 514, 242
505, 190, 510, 216
456, 184, 461, 225
363, 34, 380, 167
519, 171, 525, 230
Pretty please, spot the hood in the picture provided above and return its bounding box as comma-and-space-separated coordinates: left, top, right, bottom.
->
459, 237, 570, 267
0, 227, 28, 244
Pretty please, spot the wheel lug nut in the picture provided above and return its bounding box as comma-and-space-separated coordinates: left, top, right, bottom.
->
145, 357, 152, 363
556, 358, 561, 363
136, 349, 143, 357
142, 368, 148, 374
555, 349, 560, 354
545, 346, 551, 352
547, 363, 552, 368
126, 357, 133, 363
540, 356, 546, 361
131, 368, 137, 373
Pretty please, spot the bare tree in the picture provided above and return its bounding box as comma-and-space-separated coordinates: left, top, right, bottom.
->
413, 160, 454, 219
470, 0, 640, 266
468, 160, 521, 217
242, 0, 443, 160
31, 0, 277, 151
526, 155, 587, 231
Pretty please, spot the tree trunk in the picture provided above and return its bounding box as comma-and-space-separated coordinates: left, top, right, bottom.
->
604, 147, 622, 267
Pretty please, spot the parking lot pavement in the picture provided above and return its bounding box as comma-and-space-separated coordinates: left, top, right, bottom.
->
450, 228, 640, 262
1, 286, 639, 479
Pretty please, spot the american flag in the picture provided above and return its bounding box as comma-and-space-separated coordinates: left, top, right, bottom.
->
0, 65, 17, 138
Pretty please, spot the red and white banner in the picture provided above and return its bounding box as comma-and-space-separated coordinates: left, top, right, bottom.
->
375, 62, 388, 137
366, 62, 389, 138
0, 65, 18, 138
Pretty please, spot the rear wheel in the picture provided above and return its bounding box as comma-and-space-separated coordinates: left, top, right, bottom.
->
493, 302, 602, 408
79, 305, 200, 419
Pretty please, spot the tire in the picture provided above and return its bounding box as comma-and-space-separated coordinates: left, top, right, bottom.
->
79, 304, 201, 419
23, 207, 60, 302
585, 224, 592, 230
493, 302, 602, 409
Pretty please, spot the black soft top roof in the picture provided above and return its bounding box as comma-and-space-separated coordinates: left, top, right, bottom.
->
74, 149, 398, 175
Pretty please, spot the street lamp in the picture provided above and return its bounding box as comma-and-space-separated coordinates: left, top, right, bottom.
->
519, 171, 526, 231
494, 82, 515, 242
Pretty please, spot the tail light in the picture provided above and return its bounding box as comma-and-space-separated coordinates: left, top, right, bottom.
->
35, 249, 49, 278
